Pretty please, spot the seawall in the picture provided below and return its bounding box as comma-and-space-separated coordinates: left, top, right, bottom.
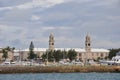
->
0, 65, 120, 74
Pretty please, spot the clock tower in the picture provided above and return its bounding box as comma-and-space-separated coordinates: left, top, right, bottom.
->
85, 34, 91, 52
49, 33, 55, 51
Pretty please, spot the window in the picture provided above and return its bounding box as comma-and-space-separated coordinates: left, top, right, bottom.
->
52, 43, 54, 45
101, 53, 103, 57
88, 43, 90, 46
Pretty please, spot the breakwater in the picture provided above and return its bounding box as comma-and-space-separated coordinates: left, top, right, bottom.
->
0, 65, 120, 74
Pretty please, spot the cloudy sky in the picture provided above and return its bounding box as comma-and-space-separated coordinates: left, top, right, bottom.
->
0, 0, 120, 49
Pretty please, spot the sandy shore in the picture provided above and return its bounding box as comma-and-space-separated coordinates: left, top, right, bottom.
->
0, 65, 120, 74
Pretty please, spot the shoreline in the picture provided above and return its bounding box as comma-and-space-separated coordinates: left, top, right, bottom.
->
0, 65, 120, 74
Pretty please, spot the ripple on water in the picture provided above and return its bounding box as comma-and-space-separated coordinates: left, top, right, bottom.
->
0, 73, 120, 80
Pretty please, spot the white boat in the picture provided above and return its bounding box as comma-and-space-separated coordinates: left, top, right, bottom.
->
99, 51, 120, 65
4, 61, 11, 64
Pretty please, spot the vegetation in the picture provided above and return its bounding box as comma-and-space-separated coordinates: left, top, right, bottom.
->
28, 41, 37, 59
41, 53, 47, 61
67, 49, 77, 61
2, 46, 15, 60
53, 50, 63, 62
41, 49, 77, 62
2, 49, 8, 60
47, 50, 54, 62
108, 48, 120, 59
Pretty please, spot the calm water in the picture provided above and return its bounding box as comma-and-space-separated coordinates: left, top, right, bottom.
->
0, 73, 120, 80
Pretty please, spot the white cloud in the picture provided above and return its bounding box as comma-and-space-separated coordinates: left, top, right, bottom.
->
0, 7, 13, 11
42, 26, 56, 30
59, 27, 73, 30
42, 26, 73, 31
31, 15, 40, 21
64, 0, 92, 3
16, 0, 64, 9
0, 0, 65, 11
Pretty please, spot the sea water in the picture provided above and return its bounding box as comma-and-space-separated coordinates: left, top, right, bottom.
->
0, 73, 120, 80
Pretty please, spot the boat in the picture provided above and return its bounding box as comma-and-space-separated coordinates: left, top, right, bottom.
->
99, 51, 120, 65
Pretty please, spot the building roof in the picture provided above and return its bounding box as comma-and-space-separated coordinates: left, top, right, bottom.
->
17, 48, 109, 53
91, 49, 109, 52
21, 48, 47, 52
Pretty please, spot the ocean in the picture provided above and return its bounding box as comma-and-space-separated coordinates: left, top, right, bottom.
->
0, 73, 120, 80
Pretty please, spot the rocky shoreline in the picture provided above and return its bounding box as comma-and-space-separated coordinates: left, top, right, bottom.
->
0, 65, 120, 74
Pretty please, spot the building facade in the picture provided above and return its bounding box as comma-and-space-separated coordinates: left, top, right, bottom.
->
14, 33, 109, 62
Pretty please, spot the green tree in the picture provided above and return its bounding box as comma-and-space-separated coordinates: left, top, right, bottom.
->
2, 49, 8, 60
41, 53, 47, 61
67, 49, 77, 61
41, 49, 77, 62
42, 50, 54, 62
28, 41, 36, 59
62, 50, 68, 59
108, 48, 120, 59
6, 46, 11, 51
48, 50, 54, 62
41, 50, 65, 62
53, 50, 62, 62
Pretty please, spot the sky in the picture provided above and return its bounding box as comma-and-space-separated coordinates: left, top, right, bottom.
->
0, 0, 120, 49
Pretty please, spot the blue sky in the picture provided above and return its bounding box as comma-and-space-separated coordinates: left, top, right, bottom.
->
0, 0, 120, 49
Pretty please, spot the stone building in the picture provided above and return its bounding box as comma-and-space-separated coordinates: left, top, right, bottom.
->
78, 34, 109, 62
14, 33, 109, 62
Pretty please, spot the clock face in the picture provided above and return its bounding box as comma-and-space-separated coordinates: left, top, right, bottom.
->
86, 43, 90, 46
88, 43, 90, 46
52, 43, 54, 45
